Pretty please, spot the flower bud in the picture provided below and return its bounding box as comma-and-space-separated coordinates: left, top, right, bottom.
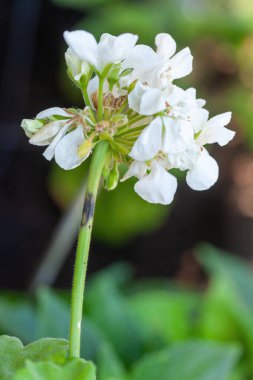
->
105, 162, 119, 191
65, 48, 91, 85
21, 119, 43, 138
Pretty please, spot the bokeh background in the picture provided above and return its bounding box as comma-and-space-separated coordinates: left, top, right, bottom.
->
0, 0, 253, 290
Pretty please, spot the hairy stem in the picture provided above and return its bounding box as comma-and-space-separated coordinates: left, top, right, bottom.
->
69, 141, 109, 358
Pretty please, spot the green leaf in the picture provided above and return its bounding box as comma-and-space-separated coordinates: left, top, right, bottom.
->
197, 244, 253, 307
97, 342, 125, 380
196, 244, 253, 374
131, 341, 240, 380
0, 335, 69, 380
14, 358, 96, 380
86, 266, 146, 365
0, 336, 23, 380
20, 338, 69, 366
128, 289, 200, 343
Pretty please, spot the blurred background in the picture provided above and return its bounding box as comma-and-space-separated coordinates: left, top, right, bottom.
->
0, 0, 253, 290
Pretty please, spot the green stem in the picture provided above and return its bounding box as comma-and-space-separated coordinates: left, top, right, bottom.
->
97, 76, 104, 121
69, 141, 109, 358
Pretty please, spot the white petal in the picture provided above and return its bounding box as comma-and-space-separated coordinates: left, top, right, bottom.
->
130, 117, 163, 161
190, 108, 209, 133
54, 126, 87, 170
186, 149, 219, 191
128, 82, 166, 115
43, 123, 70, 161
208, 112, 232, 129
169, 47, 193, 79
98, 33, 138, 68
36, 107, 70, 119
140, 89, 166, 115
163, 118, 194, 154
168, 145, 200, 170
122, 45, 159, 73
29, 121, 64, 146
87, 76, 99, 107
198, 112, 234, 146
121, 161, 147, 181
134, 161, 177, 205
64, 30, 98, 69
155, 33, 176, 58
128, 82, 145, 113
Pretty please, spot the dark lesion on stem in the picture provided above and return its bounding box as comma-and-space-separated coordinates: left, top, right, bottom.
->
81, 193, 95, 227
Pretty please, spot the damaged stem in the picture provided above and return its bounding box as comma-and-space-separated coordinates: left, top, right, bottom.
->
69, 140, 109, 358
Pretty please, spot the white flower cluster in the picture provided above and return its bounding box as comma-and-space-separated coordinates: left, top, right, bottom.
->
21, 30, 235, 205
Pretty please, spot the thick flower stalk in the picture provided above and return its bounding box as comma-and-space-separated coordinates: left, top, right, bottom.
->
21, 30, 235, 357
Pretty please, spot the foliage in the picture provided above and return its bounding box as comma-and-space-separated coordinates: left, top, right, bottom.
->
1, 245, 253, 378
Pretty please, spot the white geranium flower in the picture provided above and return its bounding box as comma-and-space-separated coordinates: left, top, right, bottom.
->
64, 30, 138, 75
196, 111, 234, 146
29, 120, 66, 146
123, 33, 193, 88
130, 117, 163, 161
121, 160, 147, 181
134, 160, 177, 205
167, 86, 205, 119
130, 116, 194, 162
28, 107, 73, 146
21, 30, 235, 204
26, 107, 89, 169
170, 111, 233, 190
54, 126, 88, 170
128, 82, 167, 115
163, 117, 194, 154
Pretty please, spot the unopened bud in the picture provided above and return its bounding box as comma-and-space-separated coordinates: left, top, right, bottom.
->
21, 119, 43, 138
105, 163, 119, 191
65, 48, 91, 85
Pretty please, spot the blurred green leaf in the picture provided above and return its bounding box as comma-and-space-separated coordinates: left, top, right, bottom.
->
196, 244, 253, 375
97, 342, 126, 380
0, 294, 36, 343
36, 288, 70, 340
86, 266, 146, 365
128, 290, 200, 343
0, 335, 69, 380
197, 244, 253, 309
14, 358, 96, 380
131, 341, 240, 380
